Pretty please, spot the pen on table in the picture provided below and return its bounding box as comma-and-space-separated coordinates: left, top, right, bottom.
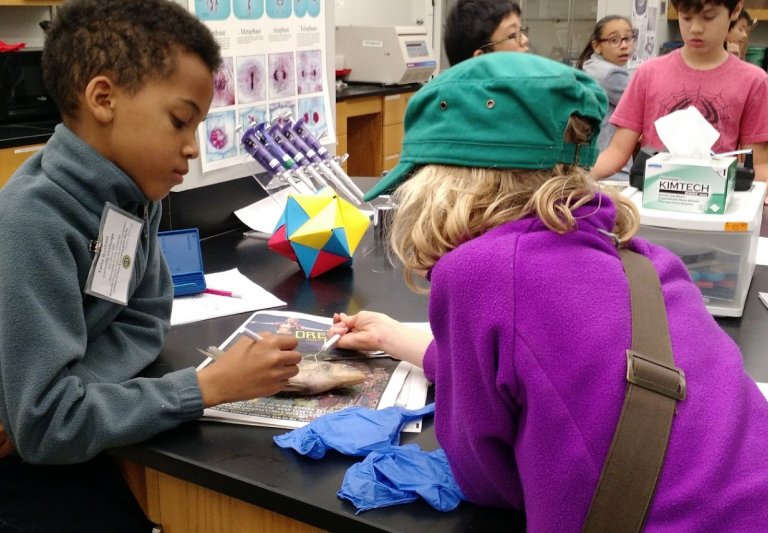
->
203, 287, 242, 298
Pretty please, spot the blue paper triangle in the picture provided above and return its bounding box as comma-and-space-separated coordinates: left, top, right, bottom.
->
273, 211, 286, 233
324, 228, 351, 257
291, 241, 320, 275
285, 196, 310, 236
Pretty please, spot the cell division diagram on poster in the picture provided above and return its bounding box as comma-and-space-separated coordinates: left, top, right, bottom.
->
188, 0, 335, 173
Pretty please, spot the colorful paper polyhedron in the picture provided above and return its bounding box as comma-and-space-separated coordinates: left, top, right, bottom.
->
268, 191, 370, 278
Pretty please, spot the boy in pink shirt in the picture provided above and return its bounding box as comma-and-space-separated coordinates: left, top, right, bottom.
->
592, 0, 768, 184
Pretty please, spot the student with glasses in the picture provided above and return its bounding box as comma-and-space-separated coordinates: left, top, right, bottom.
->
576, 15, 637, 166
443, 0, 529, 66
592, 0, 768, 190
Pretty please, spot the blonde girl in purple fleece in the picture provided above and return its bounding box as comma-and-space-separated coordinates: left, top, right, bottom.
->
329, 52, 768, 532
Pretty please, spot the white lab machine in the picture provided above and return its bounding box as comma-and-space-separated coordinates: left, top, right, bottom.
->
335, 25, 437, 85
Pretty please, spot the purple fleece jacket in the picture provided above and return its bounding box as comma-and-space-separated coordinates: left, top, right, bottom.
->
422, 194, 768, 532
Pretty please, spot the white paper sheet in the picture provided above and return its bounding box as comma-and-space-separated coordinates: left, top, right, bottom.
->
758, 383, 768, 401
398, 322, 433, 432
171, 268, 285, 325
234, 188, 291, 235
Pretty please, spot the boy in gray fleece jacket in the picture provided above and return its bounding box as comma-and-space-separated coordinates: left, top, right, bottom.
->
0, 1, 301, 530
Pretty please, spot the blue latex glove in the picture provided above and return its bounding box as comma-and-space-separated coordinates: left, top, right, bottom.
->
273, 403, 435, 459
337, 445, 465, 513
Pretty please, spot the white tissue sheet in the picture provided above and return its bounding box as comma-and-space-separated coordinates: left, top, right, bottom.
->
654, 106, 719, 159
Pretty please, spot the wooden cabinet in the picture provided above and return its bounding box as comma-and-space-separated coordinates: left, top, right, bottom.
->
335, 89, 415, 178
668, 2, 768, 20
335, 96, 382, 177
0, 143, 44, 188
382, 91, 413, 173
120, 461, 324, 533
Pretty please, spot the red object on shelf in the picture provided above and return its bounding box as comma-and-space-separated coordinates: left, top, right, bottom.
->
335, 68, 352, 78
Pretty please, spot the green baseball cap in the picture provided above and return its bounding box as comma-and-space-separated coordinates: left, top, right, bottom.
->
363, 52, 608, 202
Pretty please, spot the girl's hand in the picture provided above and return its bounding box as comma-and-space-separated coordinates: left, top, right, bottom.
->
330, 311, 398, 353
330, 311, 432, 368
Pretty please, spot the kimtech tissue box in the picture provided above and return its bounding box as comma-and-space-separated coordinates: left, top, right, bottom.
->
642, 153, 737, 214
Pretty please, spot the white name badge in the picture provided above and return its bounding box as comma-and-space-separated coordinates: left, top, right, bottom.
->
85, 203, 143, 305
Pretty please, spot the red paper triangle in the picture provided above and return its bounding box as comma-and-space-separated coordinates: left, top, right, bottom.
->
308, 249, 349, 277
268, 225, 297, 261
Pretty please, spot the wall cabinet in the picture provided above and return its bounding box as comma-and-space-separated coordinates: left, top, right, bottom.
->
0, 143, 44, 187
335, 89, 415, 178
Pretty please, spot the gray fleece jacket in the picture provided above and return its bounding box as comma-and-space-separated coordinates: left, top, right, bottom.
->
0, 124, 202, 464
583, 53, 631, 151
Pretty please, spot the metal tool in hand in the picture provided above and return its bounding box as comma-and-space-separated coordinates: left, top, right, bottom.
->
307, 333, 341, 362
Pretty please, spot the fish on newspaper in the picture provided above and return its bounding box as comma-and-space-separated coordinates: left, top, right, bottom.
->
283, 360, 367, 396
197, 346, 367, 396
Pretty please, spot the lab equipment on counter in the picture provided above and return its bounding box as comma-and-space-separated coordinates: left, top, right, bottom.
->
240, 118, 366, 207
158, 228, 206, 296
622, 181, 766, 317
335, 25, 437, 85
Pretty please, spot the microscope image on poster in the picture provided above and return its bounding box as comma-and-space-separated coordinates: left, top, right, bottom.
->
234, 0, 265, 19
266, 0, 291, 18
236, 55, 267, 104
194, 0, 231, 20
294, 0, 321, 18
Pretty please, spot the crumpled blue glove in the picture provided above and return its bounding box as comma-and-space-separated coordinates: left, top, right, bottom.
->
273, 403, 435, 459
337, 444, 465, 513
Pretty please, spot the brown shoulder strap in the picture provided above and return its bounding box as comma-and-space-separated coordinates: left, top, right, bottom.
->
583, 249, 686, 533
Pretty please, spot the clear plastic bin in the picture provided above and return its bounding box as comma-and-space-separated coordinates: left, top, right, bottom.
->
623, 182, 766, 317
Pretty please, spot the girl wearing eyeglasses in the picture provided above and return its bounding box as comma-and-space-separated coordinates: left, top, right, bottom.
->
576, 15, 636, 158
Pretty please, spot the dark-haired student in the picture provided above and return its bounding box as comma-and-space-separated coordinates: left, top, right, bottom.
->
0, 1, 301, 531
443, 0, 529, 66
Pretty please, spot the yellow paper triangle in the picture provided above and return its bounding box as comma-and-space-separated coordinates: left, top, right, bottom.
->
293, 192, 334, 218
290, 221, 331, 249
337, 199, 370, 253
290, 201, 338, 248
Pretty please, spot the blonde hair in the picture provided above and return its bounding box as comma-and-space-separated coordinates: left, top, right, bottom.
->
388, 118, 639, 293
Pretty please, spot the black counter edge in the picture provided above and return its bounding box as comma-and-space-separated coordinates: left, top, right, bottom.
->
112, 445, 400, 533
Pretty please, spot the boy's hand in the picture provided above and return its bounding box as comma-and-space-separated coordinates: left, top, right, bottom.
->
0, 420, 15, 458
726, 42, 741, 56
197, 333, 302, 407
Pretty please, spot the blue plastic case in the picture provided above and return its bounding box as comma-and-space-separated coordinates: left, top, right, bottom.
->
158, 228, 207, 297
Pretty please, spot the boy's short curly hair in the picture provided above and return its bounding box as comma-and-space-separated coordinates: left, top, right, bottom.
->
42, 0, 222, 117
671, 0, 742, 13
